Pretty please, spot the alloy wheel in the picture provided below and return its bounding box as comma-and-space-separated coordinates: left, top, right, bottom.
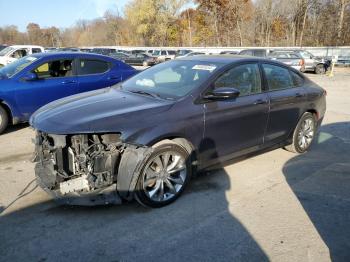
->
142, 151, 187, 202
298, 118, 315, 150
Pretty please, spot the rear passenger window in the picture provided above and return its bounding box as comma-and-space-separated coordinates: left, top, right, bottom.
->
290, 71, 304, 87
214, 64, 261, 96
262, 64, 293, 91
78, 59, 109, 75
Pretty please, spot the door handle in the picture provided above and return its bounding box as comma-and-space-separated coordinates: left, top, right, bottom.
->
295, 92, 304, 98
61, 80, 77, 84
254, 99, 268, 105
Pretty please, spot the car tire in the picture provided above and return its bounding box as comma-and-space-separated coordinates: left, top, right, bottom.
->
315, 64, 325, 74
285, 112, 316, 154
134, 143, 191, 208
0, 105, 9, 134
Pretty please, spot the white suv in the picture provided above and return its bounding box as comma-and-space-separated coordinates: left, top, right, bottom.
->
153, 50, 177, 63
0, 45, 44, 67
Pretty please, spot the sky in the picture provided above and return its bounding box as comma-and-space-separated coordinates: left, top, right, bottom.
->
0, 0, 130, 31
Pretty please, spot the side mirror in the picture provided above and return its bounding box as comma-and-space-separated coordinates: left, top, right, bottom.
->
22, 72, 38, 81
203, 87, 240, 101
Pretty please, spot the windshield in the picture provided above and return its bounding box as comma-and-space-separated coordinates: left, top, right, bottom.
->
300, 51, 314, 59
119, 60, 224, 100
0, 47, 14, 56
0, 56, 38, 78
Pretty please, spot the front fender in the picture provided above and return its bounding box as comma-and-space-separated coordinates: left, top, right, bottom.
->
0, 97, 21, 124
121, 122, 195, 148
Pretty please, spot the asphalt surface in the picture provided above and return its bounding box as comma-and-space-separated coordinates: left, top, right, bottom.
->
0, 69, 349, 262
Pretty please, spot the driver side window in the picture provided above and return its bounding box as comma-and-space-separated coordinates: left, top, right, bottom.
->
33, 59, 74, 79
214, 64, 262, 96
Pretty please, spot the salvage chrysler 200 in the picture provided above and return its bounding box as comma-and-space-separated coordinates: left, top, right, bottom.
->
30, 56, 326, 207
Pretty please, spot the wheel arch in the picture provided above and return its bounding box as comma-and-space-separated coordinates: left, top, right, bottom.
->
306, 109, 319, 120
0, 100, 13, 124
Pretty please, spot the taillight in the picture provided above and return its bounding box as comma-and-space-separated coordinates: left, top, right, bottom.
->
299, 59, 305, 66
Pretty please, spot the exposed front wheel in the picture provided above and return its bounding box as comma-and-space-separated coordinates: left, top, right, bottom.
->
135, 143, 191, 208
315, 64, 325, 74
0, 106, 9, 134
285, 112, 316, 154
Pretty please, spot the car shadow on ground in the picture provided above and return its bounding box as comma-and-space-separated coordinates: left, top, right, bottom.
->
283, 122, 350, 261
0, 139, 268, 261
2, 123, 29, 134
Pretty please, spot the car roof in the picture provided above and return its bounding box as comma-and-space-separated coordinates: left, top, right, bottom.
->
30, 52, 117, 61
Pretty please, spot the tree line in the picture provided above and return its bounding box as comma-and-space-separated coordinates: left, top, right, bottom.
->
0, 0, 349, 47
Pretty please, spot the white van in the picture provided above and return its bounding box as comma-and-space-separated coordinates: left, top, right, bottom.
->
0, 45, 44, 67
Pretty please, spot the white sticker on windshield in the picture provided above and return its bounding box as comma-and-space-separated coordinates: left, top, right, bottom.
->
136, 79, 155, 87
192, 65, 216, 71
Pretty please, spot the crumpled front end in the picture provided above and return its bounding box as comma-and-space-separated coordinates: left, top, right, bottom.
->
33, 131, 151, 206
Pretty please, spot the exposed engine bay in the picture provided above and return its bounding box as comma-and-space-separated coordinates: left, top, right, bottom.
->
33, 131, 151, 205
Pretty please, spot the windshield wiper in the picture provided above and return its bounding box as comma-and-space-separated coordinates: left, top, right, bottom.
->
129, 90, 160, 99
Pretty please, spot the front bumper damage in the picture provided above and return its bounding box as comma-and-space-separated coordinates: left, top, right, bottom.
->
33, 132, 152, 206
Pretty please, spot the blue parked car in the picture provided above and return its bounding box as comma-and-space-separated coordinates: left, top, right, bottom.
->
0, 52, 137, 133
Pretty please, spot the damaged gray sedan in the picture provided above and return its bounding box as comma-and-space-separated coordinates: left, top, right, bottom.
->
30, 56, 326, 207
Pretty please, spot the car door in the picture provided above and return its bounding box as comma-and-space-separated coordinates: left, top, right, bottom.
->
76, 58, 120, 93
261, 63, 306, 144
15, 58, 78, 118
202, 63, 269, 166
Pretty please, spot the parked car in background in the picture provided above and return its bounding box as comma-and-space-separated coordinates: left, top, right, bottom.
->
128, 49, 146, 55
153, 50, 177, 62
220, 50, 239, 55
0, 45, 44, 67
80, 48, 94, 53
110, 52, 130, 61
268, 51, 305, 72
176, 49, 193, 57
44, 47, 59, 52
337, 56, 350, 65
30, 56, 326, 208
0, 52, 137, 134
58, 47, 80, 52
294, 50, 329, 74
145, 50, 154, 56
91, 48, 124, 56
0, 45, 8, 51
176, 51, 206, 59
239, 49, 269, 57
123, 53, 157, 66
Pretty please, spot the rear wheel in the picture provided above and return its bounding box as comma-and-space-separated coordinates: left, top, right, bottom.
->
135, 143, 191, 208
285, 112, 316, 153
0, 105, 9, 134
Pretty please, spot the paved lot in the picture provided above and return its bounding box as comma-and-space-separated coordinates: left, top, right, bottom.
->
0, 69, 349, 262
